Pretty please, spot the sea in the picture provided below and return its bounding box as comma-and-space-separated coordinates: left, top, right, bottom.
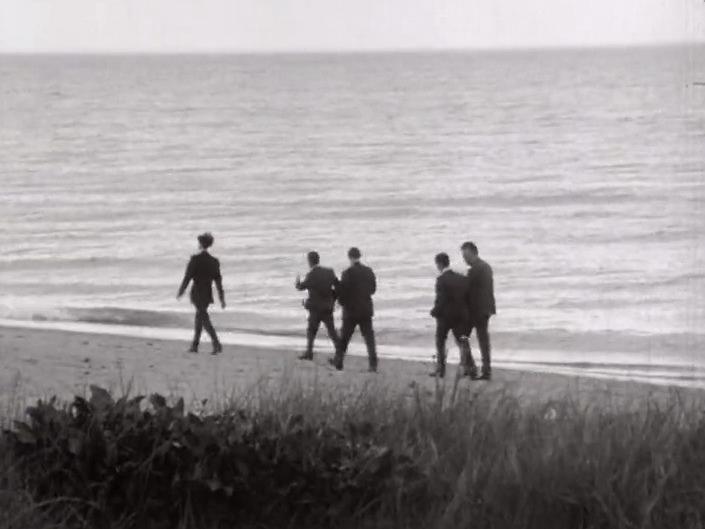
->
1, 46, 704, 387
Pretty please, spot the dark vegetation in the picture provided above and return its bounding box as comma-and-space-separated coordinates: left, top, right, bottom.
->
2, 383, 705, 529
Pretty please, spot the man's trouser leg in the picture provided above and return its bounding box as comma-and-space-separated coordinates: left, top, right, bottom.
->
199, 306, 221, 349
191, 307, 205, 351
475, 315, 491, 376
305, 311, 322, 357
320, 311, 340, 352
359, 317, 377, 369
453, 323, 477, 377
336, 317, 357, 367
435, 321, 450, 377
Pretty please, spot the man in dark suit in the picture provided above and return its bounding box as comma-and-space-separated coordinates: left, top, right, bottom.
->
330, 247, 377, 372
430, 253, 477, 378
295, 251, 340, 360
177, 232, 225, 355
461, 241, 496, 380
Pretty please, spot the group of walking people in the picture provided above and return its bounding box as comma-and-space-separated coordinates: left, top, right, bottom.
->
177, 233, 496, 380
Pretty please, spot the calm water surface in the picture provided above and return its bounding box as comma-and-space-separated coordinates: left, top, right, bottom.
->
1, 47, 704, 385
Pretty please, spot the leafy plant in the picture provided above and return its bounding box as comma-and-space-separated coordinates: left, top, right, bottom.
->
4, 384, 705, 529
3, 386, 423, 529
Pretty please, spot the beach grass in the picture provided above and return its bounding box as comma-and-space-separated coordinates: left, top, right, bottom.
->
1, 371, 705, 529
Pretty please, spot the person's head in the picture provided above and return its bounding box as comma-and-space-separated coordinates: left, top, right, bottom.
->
435, 252, 450, 273
197, 232, 214, 251
461, 241, 479, 265
307, 251, 320, 268
347, 247, 361, 265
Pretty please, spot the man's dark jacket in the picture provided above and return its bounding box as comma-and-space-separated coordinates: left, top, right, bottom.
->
297, 266, 338, 313
338, 262, 377, 320
431, 270, 470, 324
178, 251, 224, 307
466, 258, 496, 317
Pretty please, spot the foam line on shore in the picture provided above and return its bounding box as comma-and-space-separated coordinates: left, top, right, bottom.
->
1, 318, 703, 389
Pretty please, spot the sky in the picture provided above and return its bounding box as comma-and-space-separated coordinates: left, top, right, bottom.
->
1, 0, 704, 53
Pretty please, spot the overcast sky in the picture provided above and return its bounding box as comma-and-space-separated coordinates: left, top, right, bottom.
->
1, 0, 704, 53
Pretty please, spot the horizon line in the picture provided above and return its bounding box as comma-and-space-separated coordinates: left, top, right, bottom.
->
1, 40, 704, 56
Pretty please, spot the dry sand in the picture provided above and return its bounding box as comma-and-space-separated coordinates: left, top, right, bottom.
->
1, 325, 701, 417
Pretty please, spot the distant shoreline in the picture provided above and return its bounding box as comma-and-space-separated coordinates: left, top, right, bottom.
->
1, 42, 703, 57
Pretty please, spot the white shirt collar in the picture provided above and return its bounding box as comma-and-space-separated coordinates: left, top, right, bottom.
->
439, 267, 451, 276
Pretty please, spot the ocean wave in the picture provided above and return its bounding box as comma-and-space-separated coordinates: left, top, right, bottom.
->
4, 305, 701, 363
64, 307, 192, 329
24, 306, 304, 339
503, 359, 705, 373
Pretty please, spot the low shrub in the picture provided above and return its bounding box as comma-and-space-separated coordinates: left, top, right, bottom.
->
4, 384, 705, 529
3, 386, 424, 529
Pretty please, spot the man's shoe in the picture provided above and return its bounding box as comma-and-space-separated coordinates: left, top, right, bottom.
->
328, 357, 343, 370
478, 373, 492, 381
188, 347, 198, 354
298, 353, 314, 361
429, 370, 445, 378
211, 344, 223, 355
368, 365, 378, 373
464, 368, 479, 380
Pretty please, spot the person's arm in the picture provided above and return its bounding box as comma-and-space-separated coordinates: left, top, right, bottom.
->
483, 262, 493, 282
295, 272, 310, 291
331, 271, 339, 302
177, 258, 194, 299
214, 259, 226, 308
430, 277, 444, 318
337, 270, 348, 306
464, 270, 474, 310
369, 269, 377, 296
487, 264, 496, 314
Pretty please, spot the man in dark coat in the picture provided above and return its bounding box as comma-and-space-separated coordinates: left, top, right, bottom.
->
430, 253, 477, 378
330, 247, 377, 372
461, 241, 496, 380
295, 251, 340, 360
177, 232, 225, 354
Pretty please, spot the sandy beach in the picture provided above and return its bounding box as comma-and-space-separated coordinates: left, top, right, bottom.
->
4, 325, 705, 529
2, 324, 700, 416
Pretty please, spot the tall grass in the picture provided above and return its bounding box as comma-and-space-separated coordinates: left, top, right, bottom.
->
2, 376, 705, 529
